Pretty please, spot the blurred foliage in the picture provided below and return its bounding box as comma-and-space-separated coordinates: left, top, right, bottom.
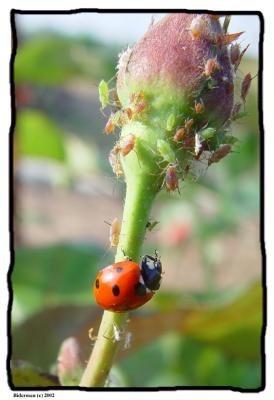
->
12, 243, 112, 320
11, 361, 60, 387
15, 33, 117, 85
16, 109, 66, 161
12, 23, 262, 388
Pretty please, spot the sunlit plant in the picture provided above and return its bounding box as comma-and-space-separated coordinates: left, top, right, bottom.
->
79, 13, 252, 387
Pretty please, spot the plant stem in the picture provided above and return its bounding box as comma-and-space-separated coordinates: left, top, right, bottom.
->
79, 174, 158, 387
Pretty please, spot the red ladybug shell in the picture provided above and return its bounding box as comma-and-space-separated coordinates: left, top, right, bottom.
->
93, 261, 153, 312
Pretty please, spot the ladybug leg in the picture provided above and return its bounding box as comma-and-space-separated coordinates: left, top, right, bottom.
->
121, 248, 132, 261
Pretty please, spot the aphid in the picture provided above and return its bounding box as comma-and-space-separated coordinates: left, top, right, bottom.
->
173, 128, 185, 143
241, 73, 252, 103
130, 90, 147, 115
232, 102, 242, 117
230, 44, 249, 70
108, 149, 123, 177
208, 144, 232, 165
124, 332, 132, 350
112, 91, 121, 108
113, 323, 123, 343
184, 164, 190, 177
135, 100, 147, 114
124, 107, 133, 120
120, 134, 136, 156
165, 165, 179, 192
146, 219, 160, 232
194, 99, 205, 114
194, 140, 208, 160
230, 43, 241, 65
204, 58, 221, 77
166, 113, 176, 131
225, 81, 234, 96
88, 327, 97, 342
105, 114, 115, 134
189, 16, 210, 40
185, 118, 194, 130
194, 132, 202, 156
98, 80, 109, 110
157, 139, 176, 164
200, 127, 216, 141
106, 217, 121, 248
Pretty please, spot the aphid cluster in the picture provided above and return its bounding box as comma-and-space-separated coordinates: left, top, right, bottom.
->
102, 15, 253, 191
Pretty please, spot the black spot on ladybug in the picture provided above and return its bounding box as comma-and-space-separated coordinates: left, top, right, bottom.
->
95, 279, 100, 289
112, 285, 120, 296
116, 267, 123, 273
134, 282, 146, 296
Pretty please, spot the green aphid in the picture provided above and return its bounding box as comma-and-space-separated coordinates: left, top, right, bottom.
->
200, 127, 216, 141
166, 113, 176, 131
98, 80, 109, 110
157, 139, 176, 164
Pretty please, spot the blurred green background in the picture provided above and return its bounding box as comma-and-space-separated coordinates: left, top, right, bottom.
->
11, 13, 263, 389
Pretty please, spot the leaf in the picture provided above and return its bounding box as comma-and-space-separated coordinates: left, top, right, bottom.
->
11, 282, 263, 371
182, 283, 263, 360
14, 34, 117, 85
12, 243, 111, 320
16, 110, 66, 161
98, 80, 109, 109
11, 361, 60, 387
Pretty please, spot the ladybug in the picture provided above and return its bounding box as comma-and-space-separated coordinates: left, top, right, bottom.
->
93, 254, 162, 312
140, 252, 162, 290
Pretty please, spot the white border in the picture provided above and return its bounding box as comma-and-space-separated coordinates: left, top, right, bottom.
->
1, 1, 272, 399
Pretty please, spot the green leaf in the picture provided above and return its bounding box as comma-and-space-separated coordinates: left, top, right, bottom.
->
12, 282, 262, 371
182, 283, 263, 360
98, 80, 109, 109
16, 110, 66, 161
12, 243, 111, 320
14, 34, 117, 85
11, 361, 60, 387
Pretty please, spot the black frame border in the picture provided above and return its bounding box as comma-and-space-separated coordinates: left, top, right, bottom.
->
8, 8, 266, 393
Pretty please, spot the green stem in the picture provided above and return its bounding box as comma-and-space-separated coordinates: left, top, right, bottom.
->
79, 174, 158, 387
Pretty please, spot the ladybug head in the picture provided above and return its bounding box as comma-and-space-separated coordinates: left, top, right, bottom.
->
140, 252, 162, 291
